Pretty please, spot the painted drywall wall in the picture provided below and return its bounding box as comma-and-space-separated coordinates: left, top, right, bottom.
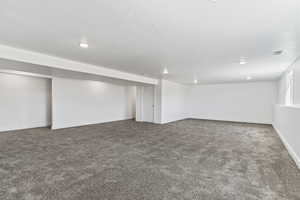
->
277, 71, 289, 105
154, 80, 162, 124
188, 81, 277, 124
273, 58, 300, 168
293, 60, 300, 105
130, 87, 136, 119
273, 105, 300, 168
0, 73, 51, 132
160, 80, 188, 123
52, 77, 135, 129
153, 80, 276, 125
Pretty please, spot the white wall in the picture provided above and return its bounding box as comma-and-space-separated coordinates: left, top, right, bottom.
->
273, 105, 300, 168
160, 80, 188, 123
52, 77, 135, 129
277, 72, 288, 105
273, 58, 300, 168
0, 73, 51, 132
293, 60, 300, 105
154, 80, 162, 124
130, 87, 136, 119
152, 80, 276, 125
188, 81, 277, 124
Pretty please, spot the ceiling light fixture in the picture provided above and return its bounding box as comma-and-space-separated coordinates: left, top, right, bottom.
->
246, 76, 252, 80
194, 79, 198, 84
79, 42, 89, 48
240, 59, 247, 65
273, 50, 284, 55
163, 68, 169, 74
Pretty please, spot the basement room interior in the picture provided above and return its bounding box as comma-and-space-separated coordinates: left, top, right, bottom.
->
0, 0, 299, 199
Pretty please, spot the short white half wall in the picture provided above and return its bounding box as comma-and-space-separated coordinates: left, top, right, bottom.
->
51, 77, 136, 129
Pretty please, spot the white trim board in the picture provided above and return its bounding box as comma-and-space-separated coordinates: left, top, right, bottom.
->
0, 125, 50, 133
51, 118, 134, 130
272, 125, 300, 169
189, 117, 272, 125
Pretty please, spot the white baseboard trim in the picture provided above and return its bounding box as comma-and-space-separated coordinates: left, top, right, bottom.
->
0, 124, 51, 133
51, 118, 134, 130
189, 117, 271, 125
272, 125, 300, 169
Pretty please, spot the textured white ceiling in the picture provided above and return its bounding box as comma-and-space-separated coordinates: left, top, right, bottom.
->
0, 0, 299, 84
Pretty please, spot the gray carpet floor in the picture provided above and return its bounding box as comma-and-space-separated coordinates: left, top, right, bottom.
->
0, 119, 299, 200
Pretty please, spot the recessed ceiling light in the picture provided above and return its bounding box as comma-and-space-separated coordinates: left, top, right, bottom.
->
240, 59, 247, 65
79, 42, 89, 48
246, 76, 252, 80
273, 50, 284, 55
163, 68, 169, 74
194, 79, 198, 84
